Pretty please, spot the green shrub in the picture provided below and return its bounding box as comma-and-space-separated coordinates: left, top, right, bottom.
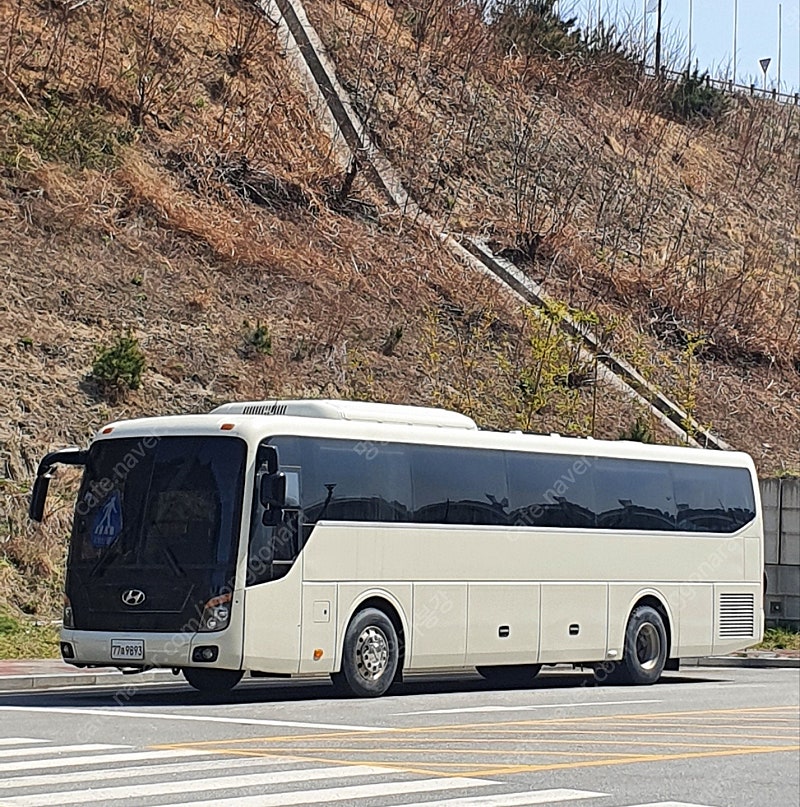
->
381, 325, 404, 356
91, 333, 146, 391
619, 415, 655, 443
0, 610, 59, 660
579, 19, 630, 60
243, 320, 272, 356
758, 627, 800, 651
491, 0, 580, 58
669, 68, 728, 123
490, 1, 635, 63
0, 611, 17, 635
6, 98, 133, 172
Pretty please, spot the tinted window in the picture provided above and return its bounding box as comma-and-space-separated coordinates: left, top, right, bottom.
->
507, 452, 596, 528
673, 464, 755, 533
271, 437, 412, 523
269, 437, 755, 535
412, 446, 508, 525
594, 459, 676, 531
72, 437, 246, 569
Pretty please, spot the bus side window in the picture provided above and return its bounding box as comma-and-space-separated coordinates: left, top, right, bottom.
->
284, 471, 300, 509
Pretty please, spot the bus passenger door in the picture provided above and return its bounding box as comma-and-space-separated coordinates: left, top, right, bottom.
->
242, 468, 303, 675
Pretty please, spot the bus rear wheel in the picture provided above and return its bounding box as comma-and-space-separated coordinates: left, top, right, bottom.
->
476, 664, 542, 687
595, 605, 667, 686
183, 667, 243, 694
333, 607, 399, 698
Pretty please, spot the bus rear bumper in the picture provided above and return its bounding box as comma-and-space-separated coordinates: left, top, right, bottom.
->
60, 628, 242, 670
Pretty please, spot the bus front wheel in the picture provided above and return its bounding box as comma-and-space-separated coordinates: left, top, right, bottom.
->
595, 605, 667, 686
333, 607, 399, 697
183, 667, 243, 694
476, 664, 542, 687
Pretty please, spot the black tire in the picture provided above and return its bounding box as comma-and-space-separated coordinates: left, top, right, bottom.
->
332, 607, 399, 698
594, 605, 667, 686
476, 664, 542, 687
183, 667, 243, 693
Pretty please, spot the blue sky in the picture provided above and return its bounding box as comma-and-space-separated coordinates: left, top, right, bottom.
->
568, 0, 800, 93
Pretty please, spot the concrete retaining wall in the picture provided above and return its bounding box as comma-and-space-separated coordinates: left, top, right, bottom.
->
762, 478, 800, 627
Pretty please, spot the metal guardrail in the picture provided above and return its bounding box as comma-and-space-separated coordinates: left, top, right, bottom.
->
644, 64, 800, 106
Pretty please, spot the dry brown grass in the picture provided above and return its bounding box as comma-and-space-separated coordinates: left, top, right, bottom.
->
307, 0, 799, 367
0, 0, 798, 620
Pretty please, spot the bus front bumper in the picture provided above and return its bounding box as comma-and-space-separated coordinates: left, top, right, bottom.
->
59, 628, 242, 671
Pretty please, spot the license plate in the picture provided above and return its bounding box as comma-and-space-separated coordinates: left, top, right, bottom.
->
110, 639, 144, 661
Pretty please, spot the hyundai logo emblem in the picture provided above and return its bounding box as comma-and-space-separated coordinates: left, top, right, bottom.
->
121, 589, 146, 607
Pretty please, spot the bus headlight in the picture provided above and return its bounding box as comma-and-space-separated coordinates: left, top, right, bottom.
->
199, 593, 232, 632
62, 595, 74, 629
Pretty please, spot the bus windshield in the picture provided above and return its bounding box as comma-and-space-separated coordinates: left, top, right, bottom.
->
67, 436, 246, 631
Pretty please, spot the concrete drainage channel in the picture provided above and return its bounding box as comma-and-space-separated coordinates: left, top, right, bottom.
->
260, 0, 730, 450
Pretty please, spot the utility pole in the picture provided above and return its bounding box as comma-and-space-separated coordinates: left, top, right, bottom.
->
654, 0, 663, 74
732, 0, 739, 84
777, 3, 782, 90
688, 0, 693, 70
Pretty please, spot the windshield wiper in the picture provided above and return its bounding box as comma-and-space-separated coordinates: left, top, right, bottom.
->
162, 547, 186, 578
89, 537, 130, 579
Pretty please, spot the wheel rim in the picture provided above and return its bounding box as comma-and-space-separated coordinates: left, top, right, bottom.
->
355, 625, 390, 681
634, 623, 661, 671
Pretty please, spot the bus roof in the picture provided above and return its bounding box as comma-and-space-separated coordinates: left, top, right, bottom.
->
90, 400, 755, 470
210, 399, 478, 429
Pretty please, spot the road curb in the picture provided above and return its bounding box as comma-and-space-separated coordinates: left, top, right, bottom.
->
684, 656, 800, 669
0, 669, 178, 693
0, 656, 797, 693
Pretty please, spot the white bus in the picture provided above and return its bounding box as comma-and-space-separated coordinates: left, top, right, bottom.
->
31, 400, 763, 696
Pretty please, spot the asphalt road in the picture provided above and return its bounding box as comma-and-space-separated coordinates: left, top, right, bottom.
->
0, 667, 797, 807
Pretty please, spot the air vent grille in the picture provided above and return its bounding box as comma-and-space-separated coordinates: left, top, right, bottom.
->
718, 593, 755, 638
242, 404, 288, 416
209, 400, 478, 429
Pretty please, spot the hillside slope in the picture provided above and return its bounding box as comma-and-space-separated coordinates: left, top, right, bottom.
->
305, 0, 800, 458
0, 0, 798, 621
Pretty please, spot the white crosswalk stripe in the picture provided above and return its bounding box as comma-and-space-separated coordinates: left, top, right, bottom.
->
0, 737, 719, 807
1, 764, 412, 806
151, 777, 498, 807
0, 743, 125, 759
396, 791, 608, 806
0, 755, 291, 790
0, 739, 48, 747
0, 748, 209, 775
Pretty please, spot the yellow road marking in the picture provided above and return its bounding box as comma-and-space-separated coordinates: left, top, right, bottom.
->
442, 744, 800, 778
668, 720, 800, 728
405, 728, 794, 742
209, 746, 648, 758
219, 735, 765, 750
150, 742, 800, 779
150, 704, 800, 780
570, 722, 800, 734
151, 705, 799, 749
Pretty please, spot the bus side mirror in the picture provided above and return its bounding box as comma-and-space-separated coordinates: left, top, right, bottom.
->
29, 472, 52, 523
260, 472, 286, 509
258, 446, 279, 476
29, 447, 87, 523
